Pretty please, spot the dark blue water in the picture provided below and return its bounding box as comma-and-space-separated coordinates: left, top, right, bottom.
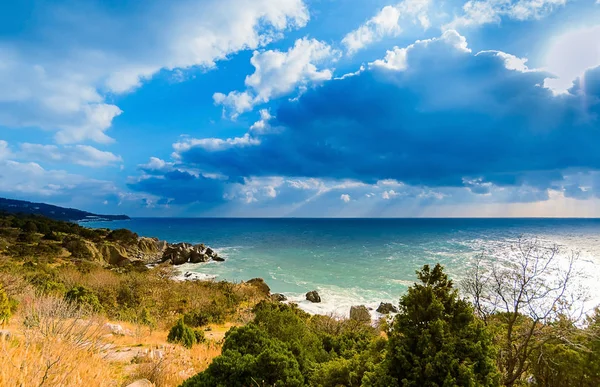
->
84, 218, 600, 316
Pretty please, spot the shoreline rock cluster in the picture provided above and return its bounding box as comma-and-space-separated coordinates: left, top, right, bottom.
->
106, 236, 225, 267
159, 242, 224, 265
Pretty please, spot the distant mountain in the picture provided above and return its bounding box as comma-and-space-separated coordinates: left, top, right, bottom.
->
0, 197, 130, 222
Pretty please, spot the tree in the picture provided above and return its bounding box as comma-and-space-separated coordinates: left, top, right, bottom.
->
462, 238, 584, 386
380, 264, 500, 386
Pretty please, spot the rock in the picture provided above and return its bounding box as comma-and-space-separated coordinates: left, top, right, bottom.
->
271, 293, 287, 302
184, 272, 192, 278
376, 302, 398, 314
99, 244, 130, 266
205, 247, 217, 258
212, 255, 225, 262
189, 250, 209, 264
105, 323, 125, 335
350, 305, 371, 323
0, 330, 11, 341
306, 290, 321, 303
162, 242, 193, 265
247, 278, 271, 295
125, 379, 154, 387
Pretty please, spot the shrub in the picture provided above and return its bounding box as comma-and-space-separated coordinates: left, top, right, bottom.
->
16, 231, 37, 243
42, 231, 61, 241
182, 325, 304, 387
0, 286, 11, 325
167, 318, 202, 348
62, 236, 93, 259
106, 228, 138, 245
65, 285, 103, 312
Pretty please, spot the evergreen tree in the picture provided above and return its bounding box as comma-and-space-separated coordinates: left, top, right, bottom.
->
381, 264, 500, 387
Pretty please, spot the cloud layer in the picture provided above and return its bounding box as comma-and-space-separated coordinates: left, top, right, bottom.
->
139, 30, 600, 209
0, 0, 309, 143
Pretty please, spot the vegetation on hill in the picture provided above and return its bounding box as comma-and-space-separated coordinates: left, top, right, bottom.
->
0, 197, 130, 221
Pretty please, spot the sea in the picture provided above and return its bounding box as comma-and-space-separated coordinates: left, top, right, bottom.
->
83, 218, 600, 318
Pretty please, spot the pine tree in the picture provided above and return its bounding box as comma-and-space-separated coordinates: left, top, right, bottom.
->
384, 264, 500, 387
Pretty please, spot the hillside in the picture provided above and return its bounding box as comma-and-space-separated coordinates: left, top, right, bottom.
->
0, 197, 130, 222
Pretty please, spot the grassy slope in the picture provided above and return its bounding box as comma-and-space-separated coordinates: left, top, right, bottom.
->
0, 212, 270, 386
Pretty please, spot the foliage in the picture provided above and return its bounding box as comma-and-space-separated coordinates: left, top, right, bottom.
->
463, 239, 583, 386
375, 264, 500, 387
106, 228, 139, 245
62, 235, 93, 259
65, 285, 103, 312
167, 318, 205, 348
0, 285, 11, 325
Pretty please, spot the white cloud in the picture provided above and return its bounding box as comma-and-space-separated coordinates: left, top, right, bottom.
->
250, 109, 274, 133
0, 0, 309, 142
543, 25, 600, 94
444, 0, 568, 30
382, 190, 400, 199
139, 157, 175, 172
0, 140, 12, 160
342, 0, 431, 54
214, 37, 339, 117
0, 159, 118, 198
18, 143, 122, 167
477, 50, 531, 72
371, 30, 470, 70
173, 133, 260, 153
340, 194, 351, 202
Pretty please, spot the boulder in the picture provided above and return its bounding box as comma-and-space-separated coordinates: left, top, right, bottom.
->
271, 293, 287, 302
247, 278, 271, 295
162, 242, 193, 265
189, 249, 209, 264
0, 330, 11, 341
350, 305, 371, 323
99, 244, 130, 266
212, 255, 225, 262
376, 302, 398, 314
205, 247, 217, 258
306, 290, 321, 303
125, 380, 154, 387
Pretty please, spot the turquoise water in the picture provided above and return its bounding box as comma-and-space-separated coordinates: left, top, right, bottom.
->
84, 218, 600, 316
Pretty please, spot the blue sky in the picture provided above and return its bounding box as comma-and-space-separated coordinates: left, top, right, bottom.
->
1, 0, 600, 217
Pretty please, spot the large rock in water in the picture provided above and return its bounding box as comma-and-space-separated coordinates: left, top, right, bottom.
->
162, 242, 193, 265
247, 278, 271, 295
350, 305, 371, 323
306, 290, 321, 303
376, 302, 398, 314
189, 244, 210, 263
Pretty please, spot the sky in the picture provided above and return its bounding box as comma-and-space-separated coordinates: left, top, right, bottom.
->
1, 0, 600, 217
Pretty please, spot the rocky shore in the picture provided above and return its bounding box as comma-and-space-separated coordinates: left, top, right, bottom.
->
87, 234, 224, 267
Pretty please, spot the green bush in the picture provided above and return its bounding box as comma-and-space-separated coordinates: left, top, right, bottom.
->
167, 318, 203, 348
0, 286, 11, 325
181, 325, 304, 387
62, 236, 92, 259
106, 228, 138, 245
65, 285, 103, 312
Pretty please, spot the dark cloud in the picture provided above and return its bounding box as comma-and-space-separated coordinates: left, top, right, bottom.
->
175, 34, 600, 200
128, 170, 227, 205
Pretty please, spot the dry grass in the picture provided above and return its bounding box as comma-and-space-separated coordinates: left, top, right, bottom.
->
0, 294, 117, 386
124, 341, 222, 387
